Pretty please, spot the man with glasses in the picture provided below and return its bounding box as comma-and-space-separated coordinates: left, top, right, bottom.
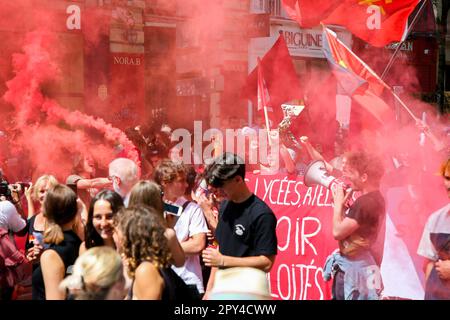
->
201, 152, 278, 299
108, 158, 140, 207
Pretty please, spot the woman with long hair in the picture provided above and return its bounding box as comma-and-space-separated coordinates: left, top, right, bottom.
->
24, 175, 58, 264
128, 180, 185, 267
32, 184, 82, 300
79, 189, 124, 255
25, 175, 85, 265
114, 206, 189, 300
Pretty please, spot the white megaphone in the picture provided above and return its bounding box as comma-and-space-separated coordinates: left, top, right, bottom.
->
194, 179, 209, 199
304, 160, 352, 193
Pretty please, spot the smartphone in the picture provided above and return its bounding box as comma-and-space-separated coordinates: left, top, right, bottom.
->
33, 231, 49, 249
33, 231, 43, 245
163, 202, 182, 217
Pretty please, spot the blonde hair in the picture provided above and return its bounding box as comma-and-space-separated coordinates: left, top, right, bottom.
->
60, 246, 124, 300
43, 223, 64, 245
32, 174, 58, 201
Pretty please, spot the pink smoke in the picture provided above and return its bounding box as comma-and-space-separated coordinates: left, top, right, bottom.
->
2, 29, 140, 180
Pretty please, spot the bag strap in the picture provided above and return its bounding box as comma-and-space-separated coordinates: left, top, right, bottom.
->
182, 201, 191, 212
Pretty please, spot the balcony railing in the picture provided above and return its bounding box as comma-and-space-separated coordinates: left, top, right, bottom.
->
250, 0, 289, 19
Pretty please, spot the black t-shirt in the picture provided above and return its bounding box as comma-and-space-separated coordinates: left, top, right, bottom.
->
32, 230, 81, 300
25, 215, 46, 273
25, 215, 43, 251
346, 190, 386, 266
127, 266, 196, 301
216, 194, 277, 258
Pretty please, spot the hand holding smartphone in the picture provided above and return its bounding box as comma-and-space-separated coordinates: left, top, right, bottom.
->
33, 231, 49, 249
163, 202, 182, 217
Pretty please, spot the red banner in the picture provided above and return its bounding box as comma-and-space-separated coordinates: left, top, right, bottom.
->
246, 173, 335, 300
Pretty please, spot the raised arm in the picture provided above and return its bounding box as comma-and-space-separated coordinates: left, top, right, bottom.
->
25, 183, 35, 219
279, 144, 296, 174
76, 177, 112, 190
300, 136, 334, 173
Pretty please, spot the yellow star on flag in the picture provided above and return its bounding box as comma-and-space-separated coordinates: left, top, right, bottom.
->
338, 60, 347, 69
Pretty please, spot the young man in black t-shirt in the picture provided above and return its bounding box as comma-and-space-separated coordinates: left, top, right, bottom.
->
201, 152, 277, 298
330, 151, 386, 300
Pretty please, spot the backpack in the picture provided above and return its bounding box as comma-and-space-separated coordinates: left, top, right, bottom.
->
0, 228, 30, 288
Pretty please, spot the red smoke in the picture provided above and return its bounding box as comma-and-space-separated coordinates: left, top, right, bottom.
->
2, 26, 140, 181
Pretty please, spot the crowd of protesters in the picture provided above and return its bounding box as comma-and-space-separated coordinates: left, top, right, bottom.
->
0, 120, 449, 301
0, 120, 280, 300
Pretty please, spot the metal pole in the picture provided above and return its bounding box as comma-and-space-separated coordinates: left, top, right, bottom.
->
263, 106, 273, 146
381, 0, 429, 80
390, 89, 420, 122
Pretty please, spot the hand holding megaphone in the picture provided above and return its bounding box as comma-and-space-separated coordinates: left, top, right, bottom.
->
304, 160, 354, 207
304, 160, 352, 191
331, 183, 354, 209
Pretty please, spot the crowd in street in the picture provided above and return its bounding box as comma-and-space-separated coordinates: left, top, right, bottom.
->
0, 122, 449, 300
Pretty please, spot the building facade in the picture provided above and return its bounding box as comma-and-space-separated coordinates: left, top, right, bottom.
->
0, 0, 446, 136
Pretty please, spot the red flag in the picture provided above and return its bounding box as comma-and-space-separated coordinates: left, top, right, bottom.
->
281, 0, 340, 28
323, 0, 419, 47
257, 58, 271, 111
322, 27, 394, 125
241, 34, 302, 123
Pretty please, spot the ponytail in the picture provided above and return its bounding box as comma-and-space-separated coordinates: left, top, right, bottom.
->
42, 184, 78, 245
44, 221, 64, 245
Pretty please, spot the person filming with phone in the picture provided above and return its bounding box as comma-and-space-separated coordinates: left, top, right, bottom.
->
153, 160, 208, 300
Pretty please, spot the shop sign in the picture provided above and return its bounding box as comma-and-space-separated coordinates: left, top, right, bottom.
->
247, 13, 270, 38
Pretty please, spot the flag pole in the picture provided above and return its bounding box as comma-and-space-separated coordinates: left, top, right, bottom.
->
390, 89, 420, 122
382, 0, 429, 123
263, 105, 273, 147
324, 24, 420, 123
381, 0, 429, 80
257, 57, 273, 146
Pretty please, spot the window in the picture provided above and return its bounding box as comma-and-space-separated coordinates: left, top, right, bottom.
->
251, 0, 289, 18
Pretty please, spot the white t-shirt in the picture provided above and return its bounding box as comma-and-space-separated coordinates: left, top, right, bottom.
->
417, 203, 450, 261
172, 197, 208, 294
0, 200, 26, 232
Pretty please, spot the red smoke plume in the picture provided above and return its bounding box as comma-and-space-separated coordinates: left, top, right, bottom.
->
2, 28, 140, 181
